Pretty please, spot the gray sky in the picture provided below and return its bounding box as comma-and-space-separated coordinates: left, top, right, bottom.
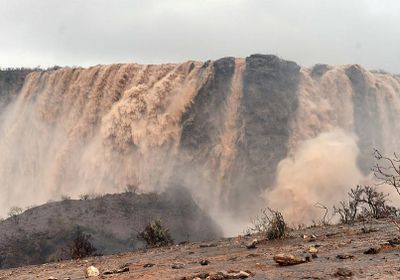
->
0, 0, 399, 73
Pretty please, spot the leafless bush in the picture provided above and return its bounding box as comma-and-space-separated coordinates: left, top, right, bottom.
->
334, 185, 396, 224
246, 208, 287, 240
125, 184, 139, 194
69, 227, 97, 259
79, 194, 90, 201
313, 203, 334, 226
7, 206, 23, 225
61, 195, 71, 201
373, 149, 400, 195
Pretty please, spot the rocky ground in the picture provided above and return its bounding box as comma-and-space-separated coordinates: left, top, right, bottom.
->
1, 219, 400, 279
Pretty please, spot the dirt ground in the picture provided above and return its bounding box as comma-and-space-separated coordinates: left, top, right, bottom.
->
1, 219, 400, 280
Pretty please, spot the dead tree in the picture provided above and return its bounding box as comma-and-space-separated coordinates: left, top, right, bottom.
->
373, 149, 400, 196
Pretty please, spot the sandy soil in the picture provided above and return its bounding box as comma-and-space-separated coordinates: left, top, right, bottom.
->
1, 219, 400, 280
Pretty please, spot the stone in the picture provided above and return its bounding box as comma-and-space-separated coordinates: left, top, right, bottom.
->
143, 263, 155, 268
209, 274, 225, 280
364, 247, 380, 254
308, 246, 318, 254
388, 238, 400, 246
193, 272, 209, 279
309, 234, 317, 242
335, 267, 353, 277
116, 266, 129, 273
171, 262, 185, 269
217, 270, 251, 279
273, 254, 307, 266
303, 253, 312, 262
200, 259, 210, 265
235, 271, 250, 278
199, 243, 217, 248
86, 266, 100, 277
336, 254, 355, 260
246, 239, 257, 249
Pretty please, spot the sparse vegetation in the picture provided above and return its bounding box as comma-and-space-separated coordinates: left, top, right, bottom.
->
137, 219, 174, 247
334, 185, 397, 224
79, 193, 90, 200
61, 195, 71, 201
7, 206, 23, 225
125, 184, 139, 194
68, 227, 97, 259
0, 230, 50, 268
373, 149, 400, 196
313, 202, 333, 226
246, 208, 287, 240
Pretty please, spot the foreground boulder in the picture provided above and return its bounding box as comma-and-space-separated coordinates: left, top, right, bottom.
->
273, 254, 307, 266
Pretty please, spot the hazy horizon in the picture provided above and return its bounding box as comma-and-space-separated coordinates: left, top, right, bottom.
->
0, 0, 399, 73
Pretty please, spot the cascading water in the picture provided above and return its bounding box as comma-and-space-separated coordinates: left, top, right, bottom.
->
0, 55, 399, 227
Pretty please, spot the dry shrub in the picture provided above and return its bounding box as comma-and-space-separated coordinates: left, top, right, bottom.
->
137, 219, 173, 247
247, 208, 287, 240
69, 227, 97, 259
334, 185, 397, 224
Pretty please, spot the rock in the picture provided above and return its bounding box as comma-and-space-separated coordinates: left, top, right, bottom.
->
308, 246, 318, 254
48, 277, 57, 280
200, 259, 210, 265
246, 239, 258, 249
235, 271, 250, 278
171, 262, 185, 269
335, 267, 353, 277
273, 254, 307, 266
208, 274, 225, 280
388, 238, 400, 246
116, 266, 129, 273
307, 246, 318, 258
102, 266, 129, 275
364, 247, 380, 254
303, 253, 312, 262
309, 234, 317, 242
193, 272, 209, 279
217, 270, 251, 279
303, 234, 317, 242
199, 243, 217, 248
143, 263, 155, 268
86, 266, 100, 277
336, 254, 355, 260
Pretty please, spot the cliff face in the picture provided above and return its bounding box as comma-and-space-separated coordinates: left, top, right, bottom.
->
0, 69, 33, 106
0, 55, 399, 219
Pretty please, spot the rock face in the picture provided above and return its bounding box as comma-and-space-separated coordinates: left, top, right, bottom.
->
0, 69, 33, 106
229, 55, 300, 208
0, 55, 399, 218
346, 65, 383, 173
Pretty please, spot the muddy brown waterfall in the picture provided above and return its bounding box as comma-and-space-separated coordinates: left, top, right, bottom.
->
0, 54, 400, 228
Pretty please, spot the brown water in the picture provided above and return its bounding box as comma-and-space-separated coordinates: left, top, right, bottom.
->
0, 56, 399, 227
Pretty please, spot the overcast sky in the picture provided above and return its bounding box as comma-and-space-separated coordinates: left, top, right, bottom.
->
0, 0, 399, 73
